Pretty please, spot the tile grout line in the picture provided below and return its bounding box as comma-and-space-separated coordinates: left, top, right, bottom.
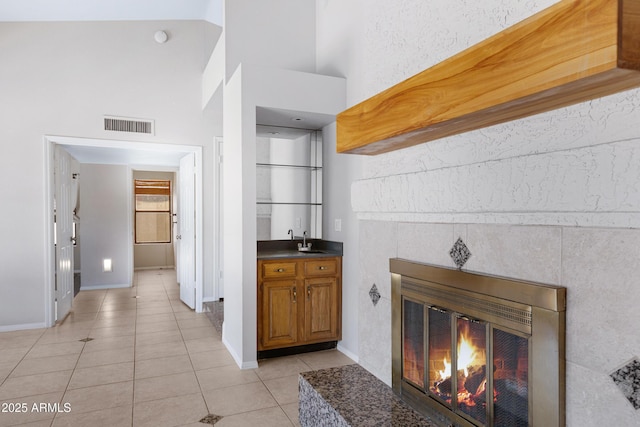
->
131, 270, 214, 423
2, 270, 345, 426
259, 373, 295, 426
0, 328, 48, 390
166, 271, 215, 421
131, 270, 138, 427
47, 288, 107, 426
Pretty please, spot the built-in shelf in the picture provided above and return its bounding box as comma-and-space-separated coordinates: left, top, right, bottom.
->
256, 127, 323, 240
337, 0, 640, 155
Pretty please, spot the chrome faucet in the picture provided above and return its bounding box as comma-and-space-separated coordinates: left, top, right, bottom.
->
288, 229, 293, 240
298, 231, 312, 251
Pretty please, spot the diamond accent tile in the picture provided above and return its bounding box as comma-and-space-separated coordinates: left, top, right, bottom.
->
369, 284, 381, 306
200, 414, 222, 425
200, 414, 223, 425
78, 337, 94, 342
610, 358, 640, 410
450, 237, 471, 269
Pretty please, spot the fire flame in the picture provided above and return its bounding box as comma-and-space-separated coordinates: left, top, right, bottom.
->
439, 357, 451, 381
431, 328, 487, 409
435, 332, 482, 383
457, 333, 479, 377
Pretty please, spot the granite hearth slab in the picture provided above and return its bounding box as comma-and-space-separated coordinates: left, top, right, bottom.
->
299, 364, 437, 426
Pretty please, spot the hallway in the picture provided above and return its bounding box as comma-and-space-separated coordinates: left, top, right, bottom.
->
0, 269, 354, 426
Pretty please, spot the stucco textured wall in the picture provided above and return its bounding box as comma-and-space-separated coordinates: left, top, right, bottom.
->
317, 1, 640, 425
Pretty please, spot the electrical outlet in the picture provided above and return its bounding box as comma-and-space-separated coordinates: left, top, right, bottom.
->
334, 218, 342, 232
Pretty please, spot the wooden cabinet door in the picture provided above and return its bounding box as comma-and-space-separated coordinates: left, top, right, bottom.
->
304, 277, 340, 342
259, 280, 298, 350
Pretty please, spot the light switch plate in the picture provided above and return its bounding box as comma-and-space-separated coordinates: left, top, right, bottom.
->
334, 219, 342, 232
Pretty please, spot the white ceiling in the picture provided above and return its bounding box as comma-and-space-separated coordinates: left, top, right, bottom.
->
4, 2, 339, 166
62, 144, 189, 168
2, 1, 222, 167
256, 107, 336, 131
48, 136, 194, 167
0, 0, 223, 26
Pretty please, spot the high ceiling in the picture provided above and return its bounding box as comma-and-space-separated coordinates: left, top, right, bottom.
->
2, 1, 337, 166
2, 0, 222, 166
0, 0, 223, 26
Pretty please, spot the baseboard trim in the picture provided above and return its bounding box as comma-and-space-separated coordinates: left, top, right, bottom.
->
133, 266, 175, 271
222, 325, 259, 370
0, 322, 47, 333
258, 341, 337, 360
337, 344, 359, 363
80, 283, 131, 291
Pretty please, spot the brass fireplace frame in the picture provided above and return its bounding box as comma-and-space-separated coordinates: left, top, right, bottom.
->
391, 258, 566, 427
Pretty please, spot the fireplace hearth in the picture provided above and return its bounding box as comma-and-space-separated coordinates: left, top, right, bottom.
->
391, 259, 566, 427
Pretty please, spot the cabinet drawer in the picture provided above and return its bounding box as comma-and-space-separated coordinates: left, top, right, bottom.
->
261, 261, 297, 279
304, 258, 338, 277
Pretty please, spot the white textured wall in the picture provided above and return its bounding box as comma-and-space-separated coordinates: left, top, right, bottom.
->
317, 0, 640, 425
321, 122, 363, 362
0, 20, 220, 329
353, 93, 640, 228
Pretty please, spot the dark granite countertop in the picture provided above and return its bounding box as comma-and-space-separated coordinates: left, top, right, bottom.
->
257, 239, 343, 260
299, 364, 438, 427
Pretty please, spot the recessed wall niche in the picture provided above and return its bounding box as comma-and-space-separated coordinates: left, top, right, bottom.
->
256, 125, 322, 241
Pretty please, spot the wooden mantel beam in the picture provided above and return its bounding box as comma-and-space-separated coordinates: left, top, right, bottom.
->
336, 0, 640, 155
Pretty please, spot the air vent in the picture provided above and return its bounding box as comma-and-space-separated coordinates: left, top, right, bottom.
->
104, 116, 154, 135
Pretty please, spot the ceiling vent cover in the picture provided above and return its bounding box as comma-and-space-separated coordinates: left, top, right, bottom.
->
104, 116, 154, 135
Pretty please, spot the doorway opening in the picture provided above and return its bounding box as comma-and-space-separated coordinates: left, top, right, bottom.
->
44, 135, 204, 326
133, 174, 176, 271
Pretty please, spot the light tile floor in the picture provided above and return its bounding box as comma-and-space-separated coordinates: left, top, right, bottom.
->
0, 269, 355, 427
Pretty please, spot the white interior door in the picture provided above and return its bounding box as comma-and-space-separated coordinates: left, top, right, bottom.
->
54, 146, 74, 321
178, 152, 196, 309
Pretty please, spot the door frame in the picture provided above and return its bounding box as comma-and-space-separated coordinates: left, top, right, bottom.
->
44, 135, 205, 327
214, 136, 224, 301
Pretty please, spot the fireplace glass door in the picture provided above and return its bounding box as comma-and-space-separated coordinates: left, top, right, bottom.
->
455, 316, 488, 424
402, 298, 425, 388
428, 311, 488, 425
428, 307, 452, 405
403, 303, 530, 426
493, 329, 529, 426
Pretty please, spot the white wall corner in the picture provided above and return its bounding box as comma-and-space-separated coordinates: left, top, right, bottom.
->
202, 32, 225, 110
222, 323, 259, 369
337, 344, 360, 364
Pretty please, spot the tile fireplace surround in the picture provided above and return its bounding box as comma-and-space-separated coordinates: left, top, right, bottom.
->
358, 221, 640, 426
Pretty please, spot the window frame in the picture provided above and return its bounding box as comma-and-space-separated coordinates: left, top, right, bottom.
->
134, 179, 172, 244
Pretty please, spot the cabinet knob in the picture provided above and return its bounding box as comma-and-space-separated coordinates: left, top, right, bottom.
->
293, 288, 297, 303
318, 266, 328, 270
275, 268, 285, 272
